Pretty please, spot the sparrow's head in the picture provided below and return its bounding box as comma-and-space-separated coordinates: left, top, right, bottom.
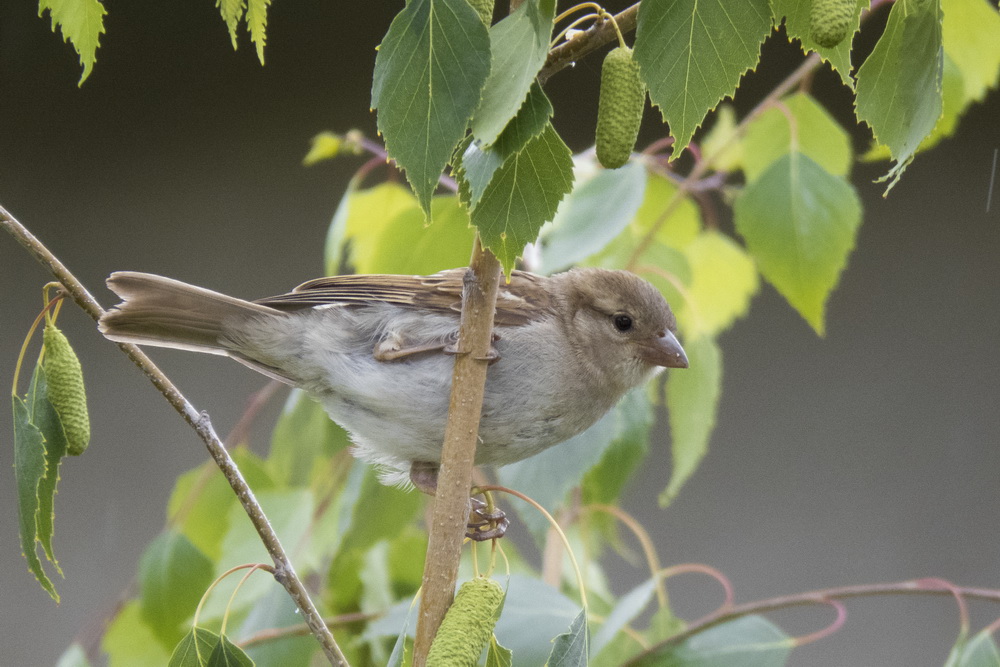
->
553, 268, 688, 390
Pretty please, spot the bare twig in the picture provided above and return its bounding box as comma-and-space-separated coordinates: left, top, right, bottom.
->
623, 579, 1000, 665
539, 4, 638, 84
0, 205, 349, 666
412, 238, 503, 665
239, 611, 381, 649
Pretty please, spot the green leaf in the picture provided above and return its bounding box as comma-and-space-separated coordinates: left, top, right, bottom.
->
497, 82, 555, 153
633, 615, 791, 666
328, 468, 422, 607
167, 450, 273, 561
633, 173, 701, 249
217, 489, 313, 565
139, 530, 216, 649
246, 0, 270, 65
661, 335, 722, 507
494, 575, 581, 666
372, 0, 491, 212
38, 0, 106, 84
634, 0, 771, 156
581, 388, 654, 507
339, 467, 422, 557
733, 152, 862, 334
592, 578, 658, 657
945, 629, 1000, 667
103, 601, 172, 667
169, 627, 222, 667
700, 103, 744, 173
592, 171, 701, 275
27, 365, 69, 576
206, 634, 254, 666
742, 92, 852, 182
268, 389, 350, 486
13, 385, 58, 600
216, 0, 245, 48
386, 596, 418, 667
487, 635, 514, 667
771, 0, 867, 89
942, 0, 1000, 105
676, 230, 759, 338
470, 0, 557, 145
387, 528, 429, 594
201, 489, 315, 619
930, 52, 972, 143
326, 182, 420, 275
456, 136, 505, 210
327, 466, 423, 611
855, 0, 943, 191
471, 123, 574, 274
303, 131, 344, 166
239, 586, 318, 666
648, 605, 686, 641
539, 161, 647, 274
368, 195, 476, 274
546, 607, 589, 666
359, 543, 395, 630
456, 83, 554, 210
864, 51, 966, 160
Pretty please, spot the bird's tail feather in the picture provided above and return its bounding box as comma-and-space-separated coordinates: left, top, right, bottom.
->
99, 271, 277, 355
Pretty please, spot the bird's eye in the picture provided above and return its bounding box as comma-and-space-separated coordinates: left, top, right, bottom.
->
613, 314, 633, 332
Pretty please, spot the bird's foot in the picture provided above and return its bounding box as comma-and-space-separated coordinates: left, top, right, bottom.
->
409, 461, 508, 541
466, 496, 509, 541
443, 332, 502, 364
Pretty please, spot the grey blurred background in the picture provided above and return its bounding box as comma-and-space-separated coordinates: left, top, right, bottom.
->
1, 2, 998, 665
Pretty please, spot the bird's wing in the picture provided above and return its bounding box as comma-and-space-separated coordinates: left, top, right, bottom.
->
255, 269, 557, 326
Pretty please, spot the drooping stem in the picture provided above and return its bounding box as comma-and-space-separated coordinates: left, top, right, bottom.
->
623, 579, 1000, 665
412, 237, 502, 666
0, 205, 350, 667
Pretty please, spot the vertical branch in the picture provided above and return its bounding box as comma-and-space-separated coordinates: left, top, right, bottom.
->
412, 237, 502, 665
0, 206, 350, 667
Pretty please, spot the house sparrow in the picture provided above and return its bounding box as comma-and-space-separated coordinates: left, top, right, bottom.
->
99, 268, 687, 490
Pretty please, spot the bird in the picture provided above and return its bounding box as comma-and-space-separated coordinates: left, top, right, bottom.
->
99, 267, 687, 535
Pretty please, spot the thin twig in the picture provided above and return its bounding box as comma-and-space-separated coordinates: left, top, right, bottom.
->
239, 611, 381, 649
0, 205, 349, 666
412, 237, 502, 666
623, 579, 1000, 665
539, 4, 639, 84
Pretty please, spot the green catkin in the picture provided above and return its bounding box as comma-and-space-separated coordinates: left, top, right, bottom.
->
595, 46, 646, 170
810, 0, 855, 48
42, 324, 90, 455
427, 577, 505, 666
467, 0, 494, 25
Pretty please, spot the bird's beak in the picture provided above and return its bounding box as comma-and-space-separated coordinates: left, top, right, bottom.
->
639, 330, 689, 369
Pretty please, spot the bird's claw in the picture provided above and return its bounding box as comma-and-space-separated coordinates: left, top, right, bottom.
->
466, 496, 509, 541
444, 332, 502, 364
